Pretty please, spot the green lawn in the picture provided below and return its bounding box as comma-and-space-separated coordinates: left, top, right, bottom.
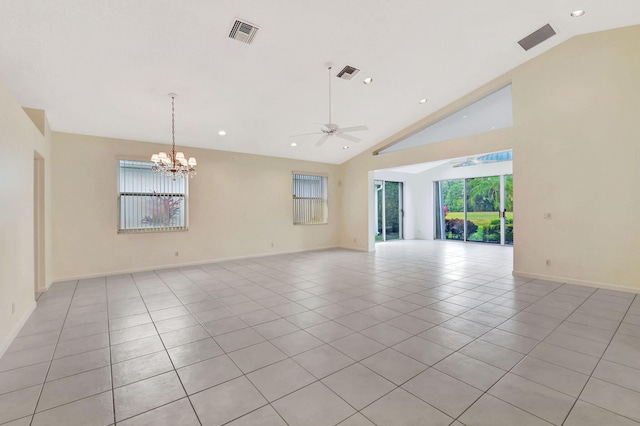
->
446, 211, 513, 227
446, 211, 513, 243
375, 212, 514, 242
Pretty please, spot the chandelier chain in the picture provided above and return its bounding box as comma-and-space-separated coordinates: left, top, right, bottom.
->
171, 95, 176, 152
150, 93, 197, 178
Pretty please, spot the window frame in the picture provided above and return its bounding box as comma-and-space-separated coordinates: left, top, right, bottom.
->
117, 159, 189, 234
292, 172, 328, 225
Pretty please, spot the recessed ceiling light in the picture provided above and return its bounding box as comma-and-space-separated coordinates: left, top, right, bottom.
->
570, 10, 585, 17
218, 130, 226, 136
290, 142, 297, 147
343, 146, 350, 150
462, 115, 468, 119
419, 98, 428, 104
363, 77, 373, 85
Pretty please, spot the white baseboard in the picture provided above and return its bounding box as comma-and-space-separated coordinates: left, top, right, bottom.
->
0, 300, 37, 360
513, 270, 640, 295
52, 245, 346, 282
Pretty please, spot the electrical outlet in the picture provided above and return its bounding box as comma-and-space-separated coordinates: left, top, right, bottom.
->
544, 213, 552, 220
175, 251, 179, 257
271, 242, 274, 247
353, 238, 357, 243
546, 259, 551, 266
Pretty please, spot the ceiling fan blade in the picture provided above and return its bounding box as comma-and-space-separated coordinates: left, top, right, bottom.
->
336, 133, 360, 143
337, 125, 368, 133
290, 132, 323, 138
315, 135, 329, 146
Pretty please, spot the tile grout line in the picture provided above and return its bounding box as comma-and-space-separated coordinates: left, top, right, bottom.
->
559, 292, 638, 426
4, 268, 516, 419
105, 276, 117, 426
167, 266, 314, 426
124, 262, 520, 424
18, 287, 116, 422
28, 279, 79, 426
382, 282, 544, 423
166, 262, 524, 425
449, 283, 602, 425
168, 270, 298, 424
170, 263, 405, 425
157, 267, 325, 424
27, 280, 632, 426
14, 248, 639, 426
125, 271, 204, 426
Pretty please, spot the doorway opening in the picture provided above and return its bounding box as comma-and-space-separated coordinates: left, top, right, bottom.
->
369, 150, 512, 250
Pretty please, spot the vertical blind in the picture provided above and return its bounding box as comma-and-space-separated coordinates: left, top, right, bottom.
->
292, 173, 328, 224
118, 160, 188, 233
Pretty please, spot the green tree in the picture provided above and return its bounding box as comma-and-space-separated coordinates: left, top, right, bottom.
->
466, 176, 500, 212
505, 174, 513, 211
441, 179, 464, 212
385, 182, 400, 233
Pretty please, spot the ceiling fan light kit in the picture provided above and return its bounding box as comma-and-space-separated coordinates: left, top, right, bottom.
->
290, 66, 369, 147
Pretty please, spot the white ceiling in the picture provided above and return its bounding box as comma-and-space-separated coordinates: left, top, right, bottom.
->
1, 1, 639, 164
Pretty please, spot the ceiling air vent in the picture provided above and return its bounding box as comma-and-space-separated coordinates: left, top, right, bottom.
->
518, 23, 556, 51
229, 19, 259, 44
336, 65, 360, 80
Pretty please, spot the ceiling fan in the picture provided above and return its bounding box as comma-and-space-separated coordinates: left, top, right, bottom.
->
291, 66, 368, 146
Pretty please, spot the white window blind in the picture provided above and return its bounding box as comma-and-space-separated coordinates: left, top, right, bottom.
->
293, 173, 328, 225
118, 160, 188, 233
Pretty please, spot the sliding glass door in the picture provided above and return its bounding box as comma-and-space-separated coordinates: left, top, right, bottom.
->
435, 175, 513, 245
466, 176, 500, 243
505, 174, 513, 245
375, 180, 403, 242
434, 179, 465, 241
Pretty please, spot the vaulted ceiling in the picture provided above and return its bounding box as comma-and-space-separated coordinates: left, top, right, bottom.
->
1, 1, 639, 164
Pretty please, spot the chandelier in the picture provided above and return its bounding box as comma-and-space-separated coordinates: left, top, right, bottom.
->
150, 94, 197, 178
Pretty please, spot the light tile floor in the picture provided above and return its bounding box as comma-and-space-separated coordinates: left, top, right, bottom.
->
1, 241, 639, 425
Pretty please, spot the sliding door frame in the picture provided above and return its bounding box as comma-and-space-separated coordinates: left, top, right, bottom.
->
435, 174, 511, 245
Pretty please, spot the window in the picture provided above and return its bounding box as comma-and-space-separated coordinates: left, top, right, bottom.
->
377, 84, 513, 154
293, 173, 328, 224
118, 160, 188, 233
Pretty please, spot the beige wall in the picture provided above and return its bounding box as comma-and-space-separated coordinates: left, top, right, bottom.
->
339, 25, 640, 291
511, 25, 640, 290
51, 133, 341, 280
0, 86, 52, 355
